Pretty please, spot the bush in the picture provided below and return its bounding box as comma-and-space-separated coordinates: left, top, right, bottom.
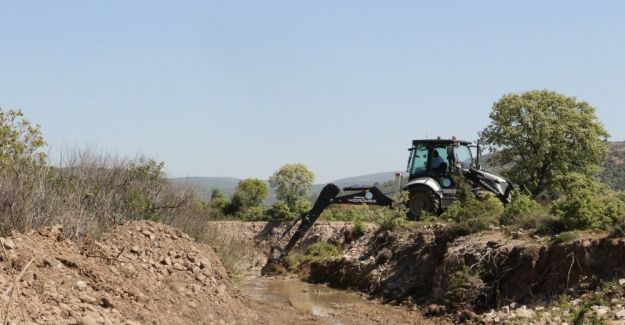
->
553, 231, 579, 243
551, 174, 625, 230
285, 241, 343, 269
501, 192, 551, 230
445, 267, 486, 310
0, 135, 198, 240
352, 219, 365, 238
440, 193, 504, 233
264, 200, 296, 222
236, 206, 267, 221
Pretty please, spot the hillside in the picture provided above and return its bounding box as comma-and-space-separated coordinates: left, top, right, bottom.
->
169, 176, 241, 199
171, 172, 398, 201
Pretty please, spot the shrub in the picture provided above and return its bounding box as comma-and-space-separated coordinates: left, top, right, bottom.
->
445, 267, 486, 310
351, 219, 365, 238
551, 174, 625, 230
264, 200, 296, 222
553, 231, 579, 243
501, 192, 550, 230
0, 145, 196, 240
236, 206, 267, 221
440, 193, 504, 233
298, 242, 342, 264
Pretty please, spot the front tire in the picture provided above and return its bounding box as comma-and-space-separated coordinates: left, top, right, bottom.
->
408, 186, 440, 220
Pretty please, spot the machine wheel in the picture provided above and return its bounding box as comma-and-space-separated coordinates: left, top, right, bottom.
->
408, 186, 440, 220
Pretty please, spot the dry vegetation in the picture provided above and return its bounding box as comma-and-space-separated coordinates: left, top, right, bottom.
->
0, 148, 206, 241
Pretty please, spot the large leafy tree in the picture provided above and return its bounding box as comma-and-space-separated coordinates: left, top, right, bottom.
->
232, 178, 268, 208
0, 109, 47, 167
481, 90, 609, 196
268, 163, 314, 210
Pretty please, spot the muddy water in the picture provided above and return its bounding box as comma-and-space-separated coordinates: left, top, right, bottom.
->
241, 276, 368, 318
240, 275, 440, 325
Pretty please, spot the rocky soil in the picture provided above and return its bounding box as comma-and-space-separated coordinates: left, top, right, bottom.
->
300, 224, 625, 324
0, 220, 437, 325
0, 221, 260, 324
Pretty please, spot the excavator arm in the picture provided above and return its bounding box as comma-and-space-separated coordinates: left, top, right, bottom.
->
263, 183, 395, 271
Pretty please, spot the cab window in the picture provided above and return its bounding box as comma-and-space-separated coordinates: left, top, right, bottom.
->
408, 145, 428, 176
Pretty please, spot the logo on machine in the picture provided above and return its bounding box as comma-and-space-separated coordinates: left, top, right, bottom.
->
347, 190, 377, 204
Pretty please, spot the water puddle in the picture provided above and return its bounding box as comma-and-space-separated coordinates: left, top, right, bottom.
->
240, 276, 368, 318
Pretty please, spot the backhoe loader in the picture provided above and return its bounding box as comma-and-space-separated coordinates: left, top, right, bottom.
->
262, 138, 514, 274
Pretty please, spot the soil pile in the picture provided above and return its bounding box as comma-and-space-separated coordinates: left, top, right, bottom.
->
0, 221, 260, 324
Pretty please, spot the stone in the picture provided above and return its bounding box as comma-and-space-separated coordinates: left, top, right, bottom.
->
130, 246, 141, 254
595, 306, 608, 318
1, 238, 16, 249
616, 309, 625, 319
76, 315, 97, 325
75, 281, 88, 291
199, 258, 210, 269
515, 306, 536, 319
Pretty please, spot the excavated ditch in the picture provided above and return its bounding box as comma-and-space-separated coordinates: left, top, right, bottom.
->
301, 225, 625, 316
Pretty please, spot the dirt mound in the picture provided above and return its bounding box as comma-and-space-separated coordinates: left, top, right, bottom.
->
0, 221, 260, 324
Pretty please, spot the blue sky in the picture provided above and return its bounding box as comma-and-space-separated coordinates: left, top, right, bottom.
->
1, 1, 624, 182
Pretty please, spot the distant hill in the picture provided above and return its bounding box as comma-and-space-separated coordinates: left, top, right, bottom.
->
169, 177, 241, 199
170, 172, 398, 202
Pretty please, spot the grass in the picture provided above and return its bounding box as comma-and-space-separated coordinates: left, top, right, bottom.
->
553, 231, 579, 244
285, 242, 342, 270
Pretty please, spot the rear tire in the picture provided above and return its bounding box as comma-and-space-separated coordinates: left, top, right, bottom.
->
408, 186, 440, 220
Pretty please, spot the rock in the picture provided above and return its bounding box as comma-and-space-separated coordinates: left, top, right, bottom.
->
515, 306, 536, 319
130, 246, 141, 254
100, 297, 114, 308
79, 294, 97, 304
375, 248, 392, 264
1, 238, 16, 249
595, 306, 608, 318
502, 306, 510, 314
141, 229, 152, 237
619, 278, 625, 286
77, 315, 98, 325
199, 258, 210, 269
75, 281, 88, 291
616, 309, 625, 319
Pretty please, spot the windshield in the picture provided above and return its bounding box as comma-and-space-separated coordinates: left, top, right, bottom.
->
455, 144, 474, 169
407, 144, 428, 177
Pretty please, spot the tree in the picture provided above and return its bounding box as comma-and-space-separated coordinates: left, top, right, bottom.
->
268, 163, 315, 210
481, 90, 609, 195
0, 109, 47, 167
232, 178, 268, 208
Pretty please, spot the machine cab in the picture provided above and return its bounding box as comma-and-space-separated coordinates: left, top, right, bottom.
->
406, 139, 475, 189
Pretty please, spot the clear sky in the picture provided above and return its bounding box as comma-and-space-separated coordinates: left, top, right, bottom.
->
1, 1, 624, 183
